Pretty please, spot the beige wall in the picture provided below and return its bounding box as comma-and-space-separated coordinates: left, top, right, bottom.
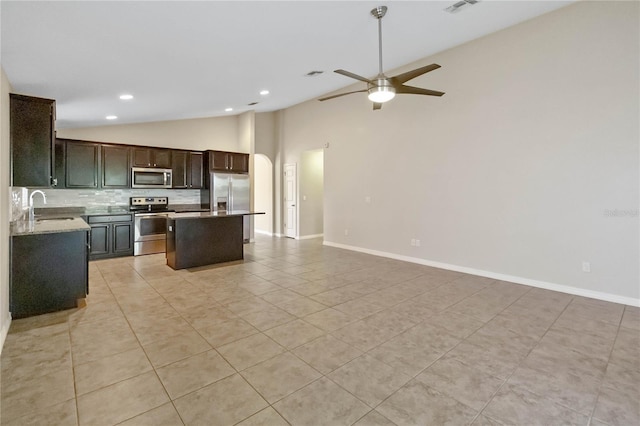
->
1, 67, 14, 351
254, 154, 273, 235
279, 1, 639, 304
255, 112, 277, 161
58, 115, 241, 152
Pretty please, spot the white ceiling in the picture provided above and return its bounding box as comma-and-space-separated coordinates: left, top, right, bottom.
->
1, 1, 574, 129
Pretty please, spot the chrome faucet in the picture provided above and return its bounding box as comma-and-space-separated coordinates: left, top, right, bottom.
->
29, 190, 47, 222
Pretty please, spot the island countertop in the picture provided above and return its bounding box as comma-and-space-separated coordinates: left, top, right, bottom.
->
168, 210, 265, 219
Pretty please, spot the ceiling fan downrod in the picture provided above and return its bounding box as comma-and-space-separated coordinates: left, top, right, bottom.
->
371, 6, 387, 77
368, 6, 395, 103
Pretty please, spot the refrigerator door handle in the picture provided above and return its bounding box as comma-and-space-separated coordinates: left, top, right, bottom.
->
228, 180, 233, 211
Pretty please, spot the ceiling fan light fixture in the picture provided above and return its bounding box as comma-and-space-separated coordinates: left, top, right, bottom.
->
368, 87, 395, 103
367, 78, 395, 103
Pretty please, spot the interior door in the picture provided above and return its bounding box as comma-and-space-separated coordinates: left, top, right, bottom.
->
284, 163, 297, 238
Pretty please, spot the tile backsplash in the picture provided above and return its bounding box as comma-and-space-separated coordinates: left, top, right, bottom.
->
27, 188, 201, 208
9, 187, 29, 222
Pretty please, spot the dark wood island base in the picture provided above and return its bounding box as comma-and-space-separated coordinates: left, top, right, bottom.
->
166, 211, 262, 270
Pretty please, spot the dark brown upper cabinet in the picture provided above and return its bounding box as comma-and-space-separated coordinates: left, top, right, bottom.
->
209, 150, 249, 174
10, 94, 56, 187
58, 139, 130, 189
133, 147, 171, 168
101, 144, 131, 188
65, 140, 99, 188
189, 152, 204, 188
172, 150, 203, 189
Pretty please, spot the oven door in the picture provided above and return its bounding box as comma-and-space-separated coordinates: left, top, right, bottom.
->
134, 213, 169, 255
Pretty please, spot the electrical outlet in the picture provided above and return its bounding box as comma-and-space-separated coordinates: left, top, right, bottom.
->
582, 261, 591, 273
344, 229, 349, 236
365, 196, 371, 203
410, 239, 416, 246
415, 239, 421, 247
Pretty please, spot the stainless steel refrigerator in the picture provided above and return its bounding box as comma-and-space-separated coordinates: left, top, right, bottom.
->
210, 173, 250, 242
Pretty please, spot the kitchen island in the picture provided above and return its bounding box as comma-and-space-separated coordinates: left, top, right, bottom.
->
166, 211, 264, 270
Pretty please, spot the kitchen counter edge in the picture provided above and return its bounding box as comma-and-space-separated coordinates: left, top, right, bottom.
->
168, 211, 265, 219
11, 218, 91, 236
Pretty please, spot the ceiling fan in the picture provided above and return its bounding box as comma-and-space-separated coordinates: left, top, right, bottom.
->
319, 5, 445, 110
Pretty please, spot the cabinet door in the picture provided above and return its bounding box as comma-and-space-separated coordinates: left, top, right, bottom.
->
112, 223, 133, 254
54, 139, 65, 188
132, 148, 152, 167
65, 141, 99, 188
102, 145, 130, 188
10, 94, 55, 187
89, 224, 110, 256
211, 151, 229, 171
153, 149, 172, 168
11, 231, 87, 318
171, 150, 188, 188
229, 153, 249, 173
189, 152, 204, 188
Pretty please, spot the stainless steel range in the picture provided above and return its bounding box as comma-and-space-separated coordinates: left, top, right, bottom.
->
130, 197, 173, 256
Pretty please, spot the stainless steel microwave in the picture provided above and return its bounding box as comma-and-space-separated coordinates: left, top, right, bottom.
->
131, 167, 172, 188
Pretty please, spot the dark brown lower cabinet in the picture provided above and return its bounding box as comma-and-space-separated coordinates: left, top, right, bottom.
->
10, 230, 89, 319
86, 214, 134, 259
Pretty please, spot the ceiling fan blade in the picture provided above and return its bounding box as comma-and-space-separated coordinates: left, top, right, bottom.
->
396, 85, 445, 97
373, 102, 383, 110
334, 69, 374, 84
318, 89, 367, 101
390, 64, 441, 85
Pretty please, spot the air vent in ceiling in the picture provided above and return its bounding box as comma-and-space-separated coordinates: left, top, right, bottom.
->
305, 70, 324, 77
444, 0, 480, 14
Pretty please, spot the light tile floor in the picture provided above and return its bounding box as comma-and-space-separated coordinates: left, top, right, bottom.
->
1, 235, 638, 425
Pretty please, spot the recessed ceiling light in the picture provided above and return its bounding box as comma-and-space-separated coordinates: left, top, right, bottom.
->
119, 94, 134, 100
225, 108, 233, 112
259, 90, 269, 96
106, 115, 118, 120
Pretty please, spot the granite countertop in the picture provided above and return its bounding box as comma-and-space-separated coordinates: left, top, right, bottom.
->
11, 217, 91, 236
84, 206, 131, 215
169, 204, 210, 213
169, 210, 265, 219
33, 205, 131, 217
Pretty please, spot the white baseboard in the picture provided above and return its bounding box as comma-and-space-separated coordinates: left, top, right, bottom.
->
255, 229, 273, 236
323, 241, 640, 307
0, 313, 12, 356
297, 233, 323, 240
